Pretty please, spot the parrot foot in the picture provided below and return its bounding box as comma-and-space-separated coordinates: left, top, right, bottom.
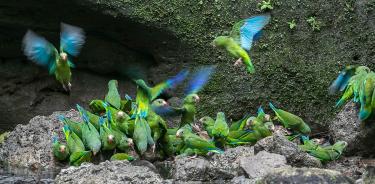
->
151, 144, 156, 154
62, 84, 68, 91
234, 58, 243, 66
192, 123, 202, 132
68, 82, 72, 91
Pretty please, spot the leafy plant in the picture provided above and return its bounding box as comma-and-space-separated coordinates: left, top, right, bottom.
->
287, 20, 297, 30
306, 17, 321, 31
258, 0, 273, 11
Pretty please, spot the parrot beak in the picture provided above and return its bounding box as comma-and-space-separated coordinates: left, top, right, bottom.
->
59, 145, 66, 153
194, 95, 200, 103
176, 129, 182, 138
60, 53, 68, 61
163, 101, 168, 106
128, 138, 134, 147
93, 151, 98, 156
117, 111, 125, 119
108, 134, 115, 144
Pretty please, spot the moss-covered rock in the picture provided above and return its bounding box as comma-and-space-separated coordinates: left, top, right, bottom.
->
75, 0, 375, 131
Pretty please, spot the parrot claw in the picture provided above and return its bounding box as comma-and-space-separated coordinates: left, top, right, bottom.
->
192, 123, 201, 132
234, 58, 243, 66
68, 82, 72, 91
151, 144, 156, 154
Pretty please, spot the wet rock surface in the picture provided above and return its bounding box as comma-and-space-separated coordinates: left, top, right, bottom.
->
55, 161, 163, 184
329, 102, 375, 155
254, 132, 322, 168
259, 167, 355, 184
0, 110, 80, 169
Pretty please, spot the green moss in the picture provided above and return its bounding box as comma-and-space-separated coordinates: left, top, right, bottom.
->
82, 0, 375, 131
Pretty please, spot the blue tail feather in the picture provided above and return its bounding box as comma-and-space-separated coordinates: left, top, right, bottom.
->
269, 102, 277, 111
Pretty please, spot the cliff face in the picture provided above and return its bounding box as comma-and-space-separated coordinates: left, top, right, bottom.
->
1, 0, 375, 131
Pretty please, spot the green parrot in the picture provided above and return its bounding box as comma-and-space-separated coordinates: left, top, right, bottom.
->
226, 129, 259, 146
148, 99, 169, 148
212, 14, 270, 74
269, 103, 311, 135
69, 151, 92, 167
52, 134, 70, 161
298, 136, 319, 152
120, 94, 134, 114
62, 125, 85, 154
110, 153, 135, 161
105, 80, 122, 109
98, 117, 117, 151
22, 23, 85, 92
199, 116, 215, 137
62, 125, 91, 166
176, 127, 223, 157
133, 117, 154, 154
212, 112, 229, 147
89, 99, 106, 115
229, 114, 251, 131
306, 141, 347, 162
77, 104, 102, 156
58, 115, 83, 138
161, 133, 184, 157
359, 72, 375, 121
105, 104, 130, 134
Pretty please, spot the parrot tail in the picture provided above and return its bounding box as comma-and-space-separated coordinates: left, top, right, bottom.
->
359, 108, 371, 121
208, 148, 224, 154
246, 64, 255, 74
269, 102, 277, 112
335, 99, 345, 108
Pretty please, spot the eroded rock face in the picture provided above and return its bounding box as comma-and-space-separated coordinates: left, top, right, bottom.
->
258, 168, 355, 184
0, 110, 80, 169
329, 102, 375, 155
239, 151, 291, 183
254, 132, 322, 168
55, 161, 163, 184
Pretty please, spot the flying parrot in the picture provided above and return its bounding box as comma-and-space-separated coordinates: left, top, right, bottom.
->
52, 134, 70, 161
212, 14, 271, 74
152, 66, 216, 128
22, 23, 85, 92
269, 102, 311, 135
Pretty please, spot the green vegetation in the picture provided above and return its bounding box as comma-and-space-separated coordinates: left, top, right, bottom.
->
287, 20, 297, 30
307, 16, 322, 31
258, 0, 273, 11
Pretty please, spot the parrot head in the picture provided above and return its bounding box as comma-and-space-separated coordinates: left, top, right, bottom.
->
199, 116, 214, 126
212, 36, 230, 47
245, 117, 256, 127
184, 94, 200, 104
127, 138, 135, 150
176, 129, 184, 138
152, 99, 168, 107
60, 52, 68, 61
333, 141, 348, 154
59, 145, 67, 153
264, 114, 271, 122
116, 111, 128, 121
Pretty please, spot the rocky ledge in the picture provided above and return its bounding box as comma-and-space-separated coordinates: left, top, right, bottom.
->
0, 106, 374, 183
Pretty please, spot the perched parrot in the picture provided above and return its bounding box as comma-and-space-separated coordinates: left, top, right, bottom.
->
269, 102, 311, 135
176, 127, 223, 157
98, 117, 117, 151
133, 117, 154, 154
120, 94, 134, 113
89, 100, 106, 115
58, 115, 83, 138
22, 23, 85, 92
212, 14, 271, 74
148, 99, 169, 146
199, 116, 215, 137
306, 141, 347, 162
77, 104, 102, 155
62, 125, 91, 166
212, 112, 229, 147
161, 132, 183, 157
229, 114, 251, 131
52, 134, 70, 161
298, 136, 319, 152
110, 153, 135, 161
152, 66, 216, 128
226, 129, 258, 146
359, 72, 375, 121
105, 80, 122, 109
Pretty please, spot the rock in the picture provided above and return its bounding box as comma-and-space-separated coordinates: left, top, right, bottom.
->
239, 151, 291, 182
362, 166, 375, 184
0, 110, 80, 169
55, 161, 163, 184
258, 167, 355, 184
172, 146, 254, 182
254, 132, 322, 168
329, 102, 375, 155
325, 156, 365, 180
230, 176, 253, 184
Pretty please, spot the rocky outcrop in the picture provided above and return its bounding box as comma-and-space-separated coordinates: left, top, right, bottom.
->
0, 110, 80, 169
55, 161, 163, 184
254, 132, 322, 168
258, 168, 355, 184
328, 102, 375, 155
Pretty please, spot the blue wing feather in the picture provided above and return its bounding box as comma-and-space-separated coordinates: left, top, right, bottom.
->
185, 66, 216, 95
240, 14, 271, 51
60, 23, 85, 56
22, 30, 57, 73
166, 70, 189, 88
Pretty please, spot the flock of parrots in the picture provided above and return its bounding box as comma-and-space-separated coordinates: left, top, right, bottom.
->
20, 14, 366, 167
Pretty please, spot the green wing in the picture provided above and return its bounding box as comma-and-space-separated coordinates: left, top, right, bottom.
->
229, 20, 245, 44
